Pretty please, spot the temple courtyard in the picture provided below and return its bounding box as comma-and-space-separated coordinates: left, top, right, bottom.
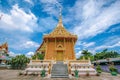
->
0, 70, 120, 80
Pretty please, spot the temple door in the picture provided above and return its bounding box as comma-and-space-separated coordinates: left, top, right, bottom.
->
56, 51, 63, 61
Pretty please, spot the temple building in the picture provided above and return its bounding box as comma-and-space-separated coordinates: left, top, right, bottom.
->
0, 42, 10, 64
26, 13, 97, 78
0, 42, 8, 56
36, 15, 77, 61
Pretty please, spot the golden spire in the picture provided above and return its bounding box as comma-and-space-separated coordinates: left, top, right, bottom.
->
59, 7, 62, 23
57, 6, 63, 27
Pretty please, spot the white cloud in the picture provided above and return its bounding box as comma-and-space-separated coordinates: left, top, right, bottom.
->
9, 51, 35, 58
75, 48, 97, 58
40, 0, 62, 17
70, 0, 120, 40
95, 41, 120, 51
40, 0, 57, 4
104, 36, 120, 46
37, 17, 57, 32
83, 42, 95, 48
0, 4, 37, 32
76, 51, 82, 58
83, 0, 99, 20
20, 41, 39, 49
9, 51, 21, 57
75, 47, 81, 50
26, 51, 34, 58
80, 36, 120, 54
24, 0, 33, 5
65, 0, 120, 55
107, 26, 120, 33
0, 4, 40, 52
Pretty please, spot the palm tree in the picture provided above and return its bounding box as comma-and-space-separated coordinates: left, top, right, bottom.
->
81, 50, 92, 60
32, 52, 45, 60
94, 49, 119, 60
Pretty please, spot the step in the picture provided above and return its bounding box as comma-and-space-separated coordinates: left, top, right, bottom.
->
51, 71, 68, 73
51, 73, 68, 75
51, 75, 69, 78
51, 61, 69, 78
56, 61, 63, 64
51, 74, 68, 76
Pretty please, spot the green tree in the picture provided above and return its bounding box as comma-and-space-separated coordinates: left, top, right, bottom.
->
96, 65, 102, 73
79, 50, 93, 60
94, 49, 119, 60
82, 50, 92, 56
9, 55, 30, 69
32, 52, 45, 60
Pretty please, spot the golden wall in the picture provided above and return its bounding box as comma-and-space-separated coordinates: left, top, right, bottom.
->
44, 38, 76, 61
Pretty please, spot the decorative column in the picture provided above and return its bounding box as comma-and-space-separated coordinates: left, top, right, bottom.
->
63, 38, 65, 61
72, 38, 76, 60
45, 39, 48, 60
55, 38, 56, 61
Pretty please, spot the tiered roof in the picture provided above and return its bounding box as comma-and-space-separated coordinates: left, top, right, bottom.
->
0, 42, 8, 53
44, 15, 77, 39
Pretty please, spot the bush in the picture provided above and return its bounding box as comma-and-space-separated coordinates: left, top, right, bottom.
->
109, 65, 118, 72
9, 55, 30, 69
96, 65, 102, 73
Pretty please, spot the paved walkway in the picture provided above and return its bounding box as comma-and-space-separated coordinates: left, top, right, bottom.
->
0, 70, 120, 80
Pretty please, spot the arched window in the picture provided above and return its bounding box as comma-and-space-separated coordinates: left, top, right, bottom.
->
57, 44, 63, 48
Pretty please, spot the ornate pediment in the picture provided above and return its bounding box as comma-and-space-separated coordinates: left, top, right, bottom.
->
44, 15, 77, 39
50, 26, 71, 36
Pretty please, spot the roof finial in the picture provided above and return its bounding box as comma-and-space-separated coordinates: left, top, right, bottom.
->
59, 6, 62, 16
59, 6, 62, 24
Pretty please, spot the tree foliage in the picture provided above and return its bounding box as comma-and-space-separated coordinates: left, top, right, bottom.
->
79, 50, 93, 60
78, 49, 119, 61
96, 65, 102, 73
94, 49, 119, 60
32, 52, 45, 60
9, 55, 30, 69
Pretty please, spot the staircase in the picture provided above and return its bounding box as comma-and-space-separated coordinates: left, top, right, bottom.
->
51, 61, 69, 78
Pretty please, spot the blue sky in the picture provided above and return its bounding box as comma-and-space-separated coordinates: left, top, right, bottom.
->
0, 0, 120, 58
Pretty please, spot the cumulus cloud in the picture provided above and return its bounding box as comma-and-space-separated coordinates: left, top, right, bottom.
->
37, 17, 57, 32
76, 50, 82, 58
83, 42, 95, 48
9, 51, 21, 57
0, 4, 39, 52
95, 41, 120, 51
70, 0, 120, 40
94, 36, 120, 51
87, 36, 120, 53
0, 4, 37, 32
107, 26, 120, 33
40, 0, 62, 17
20, 41, 39, 49
63, 0, 120, 55
26, 51, 34, 58
9, 51, 34, 58
24, 0, 33, 5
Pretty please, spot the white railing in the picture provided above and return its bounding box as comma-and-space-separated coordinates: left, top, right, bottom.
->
68, 60, 97, 76
25, 60, 52, 75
